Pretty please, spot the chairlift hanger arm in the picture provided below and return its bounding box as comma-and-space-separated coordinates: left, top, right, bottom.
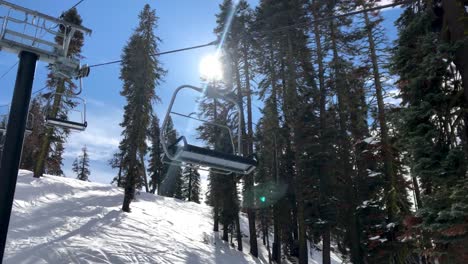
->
169, 111, 236, 153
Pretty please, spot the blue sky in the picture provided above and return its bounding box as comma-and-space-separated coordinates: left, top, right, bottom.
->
0, 1, 401, 183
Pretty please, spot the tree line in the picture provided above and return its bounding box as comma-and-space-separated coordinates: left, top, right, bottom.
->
200, 0, 467, 263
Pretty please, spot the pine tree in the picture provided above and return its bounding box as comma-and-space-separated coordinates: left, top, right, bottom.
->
109, 150, 124, 187
173, 172, 184, 200
34, 8, 85, 178
148, 114, 164, 194
72, 146, 91, 181
119, 4, 165, 212
182, 166, 201, 203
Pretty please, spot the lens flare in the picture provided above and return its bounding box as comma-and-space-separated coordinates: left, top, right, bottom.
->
199, 54, 223, 81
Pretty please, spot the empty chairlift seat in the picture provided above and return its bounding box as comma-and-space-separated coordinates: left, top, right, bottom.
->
44, 93, 88, 132
168, 136, 257, 175
45, 116, 87, 131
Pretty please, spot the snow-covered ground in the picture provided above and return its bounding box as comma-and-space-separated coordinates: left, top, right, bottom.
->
5, 170, 342, 263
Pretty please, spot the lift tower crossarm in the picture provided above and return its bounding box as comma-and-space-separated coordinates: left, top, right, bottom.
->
0, 0, 92, 34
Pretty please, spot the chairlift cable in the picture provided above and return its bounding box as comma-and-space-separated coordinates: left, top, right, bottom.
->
68, 0, 85, 11
0, 62, 18, 81
88, 40, 218, 68
32, 86, 49, 95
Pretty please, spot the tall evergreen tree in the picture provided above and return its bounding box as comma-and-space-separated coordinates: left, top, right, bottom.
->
119, 4, 165, 212
72, 146, 91, 181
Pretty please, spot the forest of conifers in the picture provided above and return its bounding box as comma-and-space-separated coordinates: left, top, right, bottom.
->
20, 0, 467, 263
201, 1, 466, 263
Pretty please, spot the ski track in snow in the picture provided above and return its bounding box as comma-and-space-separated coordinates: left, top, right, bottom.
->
5, 170, 343, 264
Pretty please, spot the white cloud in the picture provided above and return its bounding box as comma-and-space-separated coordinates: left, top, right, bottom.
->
64, 99, 122, 162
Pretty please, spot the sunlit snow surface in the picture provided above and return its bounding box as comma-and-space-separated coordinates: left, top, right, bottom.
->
6, 170, 342, 264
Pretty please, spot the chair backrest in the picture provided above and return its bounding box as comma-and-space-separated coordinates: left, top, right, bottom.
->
44, 93, 87, 132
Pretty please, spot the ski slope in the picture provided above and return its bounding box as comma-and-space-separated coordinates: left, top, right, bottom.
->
5, 170, 343, 264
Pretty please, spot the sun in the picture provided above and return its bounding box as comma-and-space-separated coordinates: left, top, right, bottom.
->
199, 54, 223, 81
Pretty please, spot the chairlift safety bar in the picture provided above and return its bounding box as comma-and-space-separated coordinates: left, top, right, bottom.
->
161, 85, 242, 161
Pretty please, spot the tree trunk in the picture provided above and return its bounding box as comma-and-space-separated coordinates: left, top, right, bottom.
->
242, 42, 254, 157
140, 153, 149, 193
266, 213, 272, 264
213, 97, 220, 233
328, 19, 352, 264
235, 211, 243, 251
234, 51, 255, 257
269, 43, 282, 264
223, 223, 229, 242
214, 202, 219, 232
364, 10, 398, 222
188, 167, 192, 202
122, 168, 135, 213
273, 204, 281, 263
285, 33, 307, 264
34, 81, 66, 177
34, 128, 52, 177
312, 6, 334, 264
122, 138, 138, 212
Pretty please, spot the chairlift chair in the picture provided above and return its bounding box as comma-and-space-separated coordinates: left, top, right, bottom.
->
44, 93, 87, 131
160, 85, 257, 175
0, 114, 7, 133
25, 112, 33, 135
0, 109, 33, 134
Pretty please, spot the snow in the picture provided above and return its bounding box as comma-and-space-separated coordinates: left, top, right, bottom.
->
363, 137, 379, 145
367, 170, 381, 178
5, 170, 343, 264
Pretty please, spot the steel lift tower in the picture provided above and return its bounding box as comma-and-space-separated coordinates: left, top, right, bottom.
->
0, 1, 91, 261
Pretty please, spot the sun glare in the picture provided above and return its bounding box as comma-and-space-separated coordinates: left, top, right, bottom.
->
199, 54, 223, 81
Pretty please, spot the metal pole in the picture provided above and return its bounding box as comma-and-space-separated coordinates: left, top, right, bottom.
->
0, 51, 38, 262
